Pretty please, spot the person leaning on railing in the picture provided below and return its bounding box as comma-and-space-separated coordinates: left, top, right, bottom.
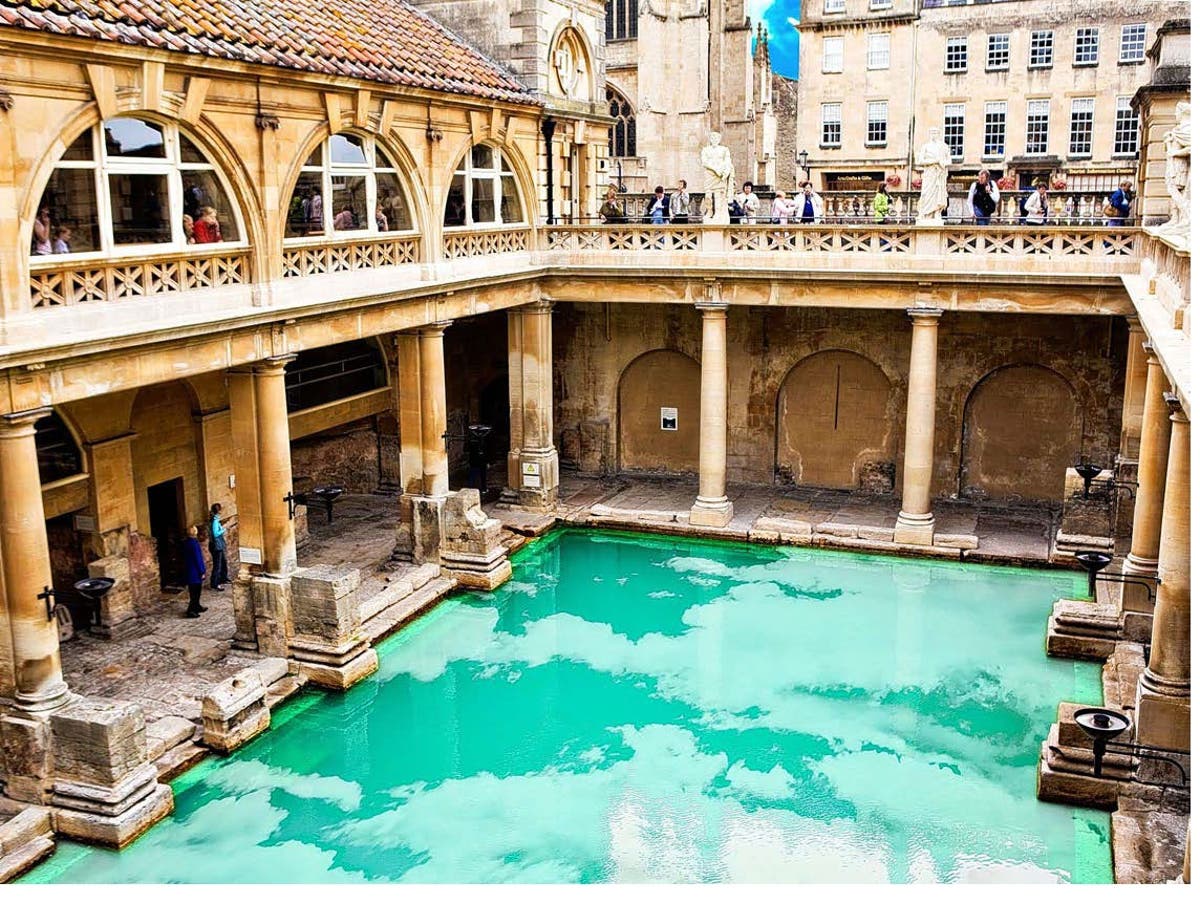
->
872, 183, 891, 224
1104, 181, 1134, 228
645, 186, 668, 224
599, 185, 625, 224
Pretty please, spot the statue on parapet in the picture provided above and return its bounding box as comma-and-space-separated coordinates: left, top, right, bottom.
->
914, 127, 951, 225
700, 131, 735, 225
1158, 100, 1191, 238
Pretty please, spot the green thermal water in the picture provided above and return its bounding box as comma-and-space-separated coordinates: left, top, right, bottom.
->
25, 529, 1111, 884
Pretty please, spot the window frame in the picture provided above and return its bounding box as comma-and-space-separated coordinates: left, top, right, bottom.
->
605, 0, 638, 42
33, 118, 247, 264
1074, 27, 1099, 67
983, 101, 1007, 159
1113, 95, 1139, 157
1119, 23, 1147, 63
443, 143, 526, 229
821, 102, 843, 149
1068, 97, 1096, 157
824, 0, 847, 14
285, 132, 415, 242
944, 103, 966, 162
945, 36, 968, 73
822, 36, 845, 73
867, 33, 891, 71
866, 101, 888, 147
986, 33, 1011, 71
1028, 30, 1054, 69
868, 0, 893, 9
1025, 99, 1050, 155
607, 86, 637, 158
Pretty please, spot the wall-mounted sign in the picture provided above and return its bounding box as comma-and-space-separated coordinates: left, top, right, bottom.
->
73, 514, 97, 533
240, 547, 263, 565
521, 462, 539, 475
661, 407, 678, 431
522, 474, 542, 488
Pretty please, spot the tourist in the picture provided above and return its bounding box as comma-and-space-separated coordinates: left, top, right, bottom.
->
734, 181, 760, 223
182, 213, 195, 243
794, 181, 824, 224
599, 185, 624, 223
333, 204, 356, 231
645, 185, 668, 224
1023, 181, 1049, 225
1105, 180, 1134, 227
183, 526, 207, 619
208, 503, 229, 592
967, 169, 1000, 225
669, 179, 690, 224
192, 206, 222, 243
307, 189, 324, 232
375, 204, 389, 232
32, 206, 52, 255
52, 225, 72, 254
872, 182, 891, 223
770, 190, 793, 224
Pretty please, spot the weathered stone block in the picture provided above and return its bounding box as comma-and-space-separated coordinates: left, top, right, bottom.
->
86, 555, 136, 639
0, 807, 55, 882
411, 495, 445, 564
0, 712, 52, 804
230, 575, 257, 650
145, 716, 197, 763
201, 669, 270, 755
296, 648, 379, 691
291, 565, 361, 639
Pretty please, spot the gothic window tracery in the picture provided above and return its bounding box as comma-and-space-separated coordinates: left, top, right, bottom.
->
607, 87, 637, 158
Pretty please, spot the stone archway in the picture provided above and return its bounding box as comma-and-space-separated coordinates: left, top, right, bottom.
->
617, 350, 700, 474
960, 365, 1082, 502
775, 350, 895, 489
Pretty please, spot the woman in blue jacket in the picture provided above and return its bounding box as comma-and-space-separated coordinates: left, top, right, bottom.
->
1106, 180, 1133, 226
183, 525, 207, 618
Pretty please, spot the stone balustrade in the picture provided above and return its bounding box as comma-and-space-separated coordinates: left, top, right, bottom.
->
281, 233, 420, 278
442, 226, 530, 260
1139, 230, 1191, 334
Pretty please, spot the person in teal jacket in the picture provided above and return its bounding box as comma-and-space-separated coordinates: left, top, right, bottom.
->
208, 503, 229, 591
872, 182, 891, 223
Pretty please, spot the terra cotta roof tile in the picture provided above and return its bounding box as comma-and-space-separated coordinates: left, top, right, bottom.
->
0, 0, 536, 104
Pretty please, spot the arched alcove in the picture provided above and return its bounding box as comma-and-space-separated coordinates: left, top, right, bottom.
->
617, 350, 700, 474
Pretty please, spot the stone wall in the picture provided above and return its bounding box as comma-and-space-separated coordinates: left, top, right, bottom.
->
554, 302, 1127, 503
290, 418, 383, 495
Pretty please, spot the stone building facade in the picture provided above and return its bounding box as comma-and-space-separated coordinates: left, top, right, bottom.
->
797, 0, 1190, 193
602, 1, 779, 196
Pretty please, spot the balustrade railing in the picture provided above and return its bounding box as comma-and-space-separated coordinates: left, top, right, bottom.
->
1140, 230, 1191, 331
29, 247, 251, 309
443, 227, 529, 260
282, 233, 420, 278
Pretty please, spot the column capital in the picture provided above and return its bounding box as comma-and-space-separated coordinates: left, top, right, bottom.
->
0, 406, 51, 434
1125, 315, 1146, 333
1164, 392, 1186, 421
906, 306, 943, 324
524, 298, 555, 314
416, 320, 453, 338
1142, 340, 1159, 362
231, 354, 295, 377
696, 299, 729, 314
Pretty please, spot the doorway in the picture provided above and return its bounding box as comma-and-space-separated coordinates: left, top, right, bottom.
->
147, 478, 186, 590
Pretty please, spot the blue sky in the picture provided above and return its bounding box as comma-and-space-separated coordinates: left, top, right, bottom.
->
749, 0, 800, 79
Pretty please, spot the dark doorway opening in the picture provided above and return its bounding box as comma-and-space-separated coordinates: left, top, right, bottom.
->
147, 478, 186, 590
46, 513, 91, 635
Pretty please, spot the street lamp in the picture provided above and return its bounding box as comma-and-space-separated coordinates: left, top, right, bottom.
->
796, 149, 810, 183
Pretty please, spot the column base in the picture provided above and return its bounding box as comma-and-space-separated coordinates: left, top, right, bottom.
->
50, 769, 173, 849
1120, 555, 1159, 615
1135, 672, 1191, 752
294, 647, 379, 691
1045, 597, 1122, 661
689, 497, 733, 528
893, 511, 934, 546
514, 448, 559, 511
14, 682, 72, 715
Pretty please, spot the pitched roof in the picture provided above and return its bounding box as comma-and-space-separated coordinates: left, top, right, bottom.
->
0, 0, 536, 104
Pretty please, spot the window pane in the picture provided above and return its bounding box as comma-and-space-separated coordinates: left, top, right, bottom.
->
444, 174, 466, 226
61, 130, 94, 162
184, 170, 239, 243
329, 133, 368, 166
103, 118, 166, 159
471, 177, 496, 223
375, 147, 394, 169
34, 169, 100, 255
179, 134, 207, 164
331, 175, 368, 230
303, 146, 322, 167
471, 144, 495, 169
501, 154, 512, 173
108, 173, 171, 244
374, 173, 413, 232
286, 172, 325, 237
500, 175, 522, 224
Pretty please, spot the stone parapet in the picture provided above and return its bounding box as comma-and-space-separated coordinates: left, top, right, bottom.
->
201, 668, 271, 755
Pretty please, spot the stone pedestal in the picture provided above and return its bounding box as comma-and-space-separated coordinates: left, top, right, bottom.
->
411, 495, 446, 565
85, 555, 137, 639
1036, 701, 1136, 810
201, 668, 271, 754
1046, 597, 1123, 661
47, 698, 173, 847
289, 565, 378, 690
235, 573, 294, 658
439, 489, 512, 590
1051, 467, 1116, 563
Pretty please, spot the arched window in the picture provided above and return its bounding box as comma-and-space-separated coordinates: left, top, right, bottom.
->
606, 0, 638, 41
285, 340, 387, 412
286, 133, 414, 239
443, 145, 524, 228
36, 412, 83, 484
32, 118, 242, 258
607, 87, 637, 158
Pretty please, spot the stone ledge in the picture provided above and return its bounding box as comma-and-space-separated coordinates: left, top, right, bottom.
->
0, 807, 54, 882
52, 782, 173, 849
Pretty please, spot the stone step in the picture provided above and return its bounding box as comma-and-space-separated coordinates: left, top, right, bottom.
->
0, 807, 52, 855
0, 835, 54, 883
363, 576, 457, 644
145, 715, 197, 762
154, 741, 209, 783
264, 674, 308, 711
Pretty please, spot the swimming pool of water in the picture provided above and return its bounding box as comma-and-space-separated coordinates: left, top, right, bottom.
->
25, 529, 1110, 883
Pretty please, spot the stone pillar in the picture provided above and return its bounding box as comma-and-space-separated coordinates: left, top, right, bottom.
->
504, 309, 525, 500
689, 300, 733, 528
391, 332, 424, 562
0, 409, 70, 712
253, 356, 297, 577
515, 300, 559, 510
1135, 398, 1190, 751
1119, 322, 1149, 461
418, 323, 451, 498
894, 308, 942, 545
1122, 346, 1171, 626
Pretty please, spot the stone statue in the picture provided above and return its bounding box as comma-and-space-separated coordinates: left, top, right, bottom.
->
700, 131, 735, 224
1160, 100, 1191, 236
914, 127, 952, 225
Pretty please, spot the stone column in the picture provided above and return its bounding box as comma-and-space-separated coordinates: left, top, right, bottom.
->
1119, 321, 1149, 461
0, 409, 70, 711
689, 300, 733, 527
894, 308, 942, 545
1122, 346, 1171, 621
504, 310, 525, 501
253, 356, 297, 577
418, 323, 451, 498
1135, 398, 1190, 752
516, 300, 559, 509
